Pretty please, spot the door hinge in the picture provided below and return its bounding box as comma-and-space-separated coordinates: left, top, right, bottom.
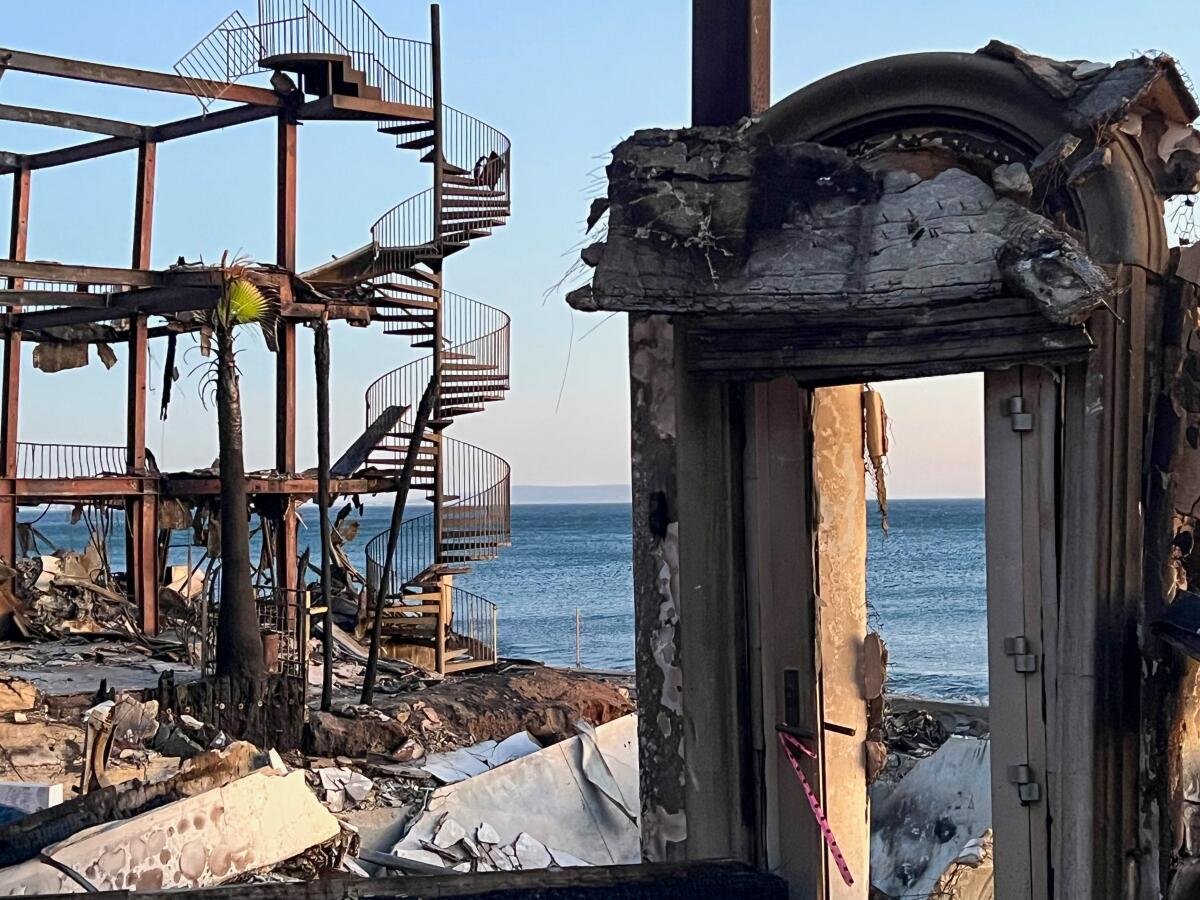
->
1005, 396, 1034, 431
1003, 635, 1038, 673
1008, 764, 1041, 804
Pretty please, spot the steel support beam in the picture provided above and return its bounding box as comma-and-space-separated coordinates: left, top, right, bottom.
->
690, 0, 771, 124
0, 48, 282, 107
275, 114, 299, 594
0, 103, 150, 138
127, 141, 158, 634
0, 168, 29, 566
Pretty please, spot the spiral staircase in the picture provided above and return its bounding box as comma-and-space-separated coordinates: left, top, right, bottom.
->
177, 0, 511, 673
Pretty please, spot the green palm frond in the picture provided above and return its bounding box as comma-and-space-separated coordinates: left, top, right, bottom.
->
223, 278, 268, 325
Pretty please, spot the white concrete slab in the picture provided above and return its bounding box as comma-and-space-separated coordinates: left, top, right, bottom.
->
395, 714, 639, 868
0, 769, 339, 894
871, 736, 992, 898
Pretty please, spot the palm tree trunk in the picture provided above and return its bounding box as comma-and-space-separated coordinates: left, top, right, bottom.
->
214, 322, 264, 677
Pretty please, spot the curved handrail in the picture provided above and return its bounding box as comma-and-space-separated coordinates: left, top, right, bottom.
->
256, 0, 433, 105
363, 292, 510, 603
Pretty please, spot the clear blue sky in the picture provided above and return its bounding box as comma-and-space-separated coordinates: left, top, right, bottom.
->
0, 1, 1191, 497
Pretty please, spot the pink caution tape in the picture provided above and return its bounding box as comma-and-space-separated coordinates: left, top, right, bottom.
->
778, 730, 855, 887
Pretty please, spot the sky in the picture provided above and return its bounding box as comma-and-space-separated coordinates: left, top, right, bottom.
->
0, 0, 1192, 499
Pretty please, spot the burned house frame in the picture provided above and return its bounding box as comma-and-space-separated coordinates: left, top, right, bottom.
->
569, 4, 1200, 897
0, 3, 514, 687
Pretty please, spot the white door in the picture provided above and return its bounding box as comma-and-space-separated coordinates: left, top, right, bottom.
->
984, 366, 1056, 898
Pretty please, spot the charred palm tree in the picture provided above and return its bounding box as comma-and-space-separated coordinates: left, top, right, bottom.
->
204, 255, 277, 678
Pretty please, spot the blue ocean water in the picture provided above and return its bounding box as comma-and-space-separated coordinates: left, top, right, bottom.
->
21, 498, 986, 700
867, 499, 988, 702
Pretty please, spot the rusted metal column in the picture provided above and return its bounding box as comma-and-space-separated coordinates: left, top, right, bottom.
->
127, 141, 159, 633
691, 0, 770, 124
430, 3, 446, 671
0, 168, 30, 566
274, 113, 298, 593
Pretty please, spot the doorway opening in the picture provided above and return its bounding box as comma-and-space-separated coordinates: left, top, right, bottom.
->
842, 374, 992, 897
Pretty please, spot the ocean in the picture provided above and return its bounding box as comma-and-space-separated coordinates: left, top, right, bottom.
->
21, 497, 987, 702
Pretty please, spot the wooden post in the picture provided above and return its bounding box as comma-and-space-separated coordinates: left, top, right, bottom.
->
274, 113, 298, 594
626, 0, 772, 865
127, 141, 159, 634
0, 168, 29, 566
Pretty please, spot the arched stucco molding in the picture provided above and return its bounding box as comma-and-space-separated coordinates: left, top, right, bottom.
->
759, 51, 1169, 272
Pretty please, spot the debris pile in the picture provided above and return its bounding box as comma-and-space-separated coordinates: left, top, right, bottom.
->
870, 703, 993, 899
380, 715, 639, 873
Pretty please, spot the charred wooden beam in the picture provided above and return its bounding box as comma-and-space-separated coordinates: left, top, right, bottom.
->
281, 300, 373, 322
13, 286, 219, 329
0, 290, 113, 308
0, 258, 163, 286
0, 48, 282, 107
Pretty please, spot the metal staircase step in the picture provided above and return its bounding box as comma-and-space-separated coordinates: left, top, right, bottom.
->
380, 122, 435, 136
383, 326, 436, 335
438, 406, 486, 416
399, 268, 440, 285
443, 362, 498, 371
444, 658, 494, 673
443, 187, 505, 197
443, 374, 508, 382
375, 280, 440, 299
441, 210, 508, 222
440, 540, 502, 551
410, 344, 473, 357
440, 383, 507, 393
398, 135, 436, 150
382, 603, 440, 615
374, 296, 438, 310
440, 220, 505, 232
383, 614, 439, 626
441, 232, 492, 243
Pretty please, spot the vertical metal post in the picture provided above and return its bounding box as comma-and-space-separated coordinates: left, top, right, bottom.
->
576, 607, 582, 668
128, 142, 159, 634
691, 0, 771, 124
0, 168, 29, 567
430, 4, 446, 669
275, 113, 299, 594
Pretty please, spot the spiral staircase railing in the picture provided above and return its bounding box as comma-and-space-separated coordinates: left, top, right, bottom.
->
177, 0, 512, 673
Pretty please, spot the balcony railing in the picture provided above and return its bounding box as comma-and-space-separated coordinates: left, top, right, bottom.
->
15, 442, 127, 480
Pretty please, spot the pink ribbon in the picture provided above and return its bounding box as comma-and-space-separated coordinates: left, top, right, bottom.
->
778, 730, 855, 887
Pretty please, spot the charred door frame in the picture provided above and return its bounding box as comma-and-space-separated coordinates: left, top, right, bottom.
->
639, 42, 1166, 900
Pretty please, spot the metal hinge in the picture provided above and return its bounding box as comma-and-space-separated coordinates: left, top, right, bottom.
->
1008, 764, 1041, 804
1003, 635, 1038, 673
1005, 396, 1034, 431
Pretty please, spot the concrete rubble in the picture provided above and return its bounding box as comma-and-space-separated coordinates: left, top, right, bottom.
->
0, 767, 339, 894
382, 714, 640, 873
0, 620, 636, 891
871, 732, 993, 899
